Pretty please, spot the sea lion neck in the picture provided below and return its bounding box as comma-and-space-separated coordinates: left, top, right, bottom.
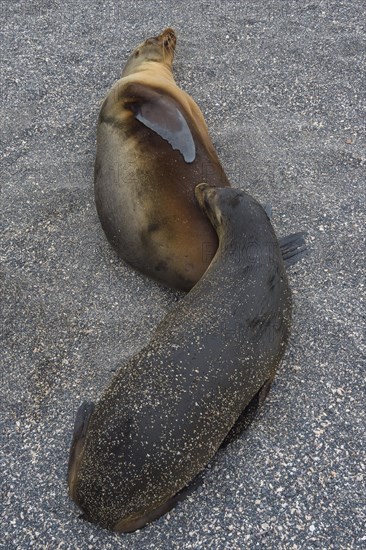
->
121, 61, 175, 81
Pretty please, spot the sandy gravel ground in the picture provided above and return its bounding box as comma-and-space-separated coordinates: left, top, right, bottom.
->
2, 1, 365, 548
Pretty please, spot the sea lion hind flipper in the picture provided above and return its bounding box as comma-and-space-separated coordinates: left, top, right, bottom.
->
127, 84, 196, 163
279, 232, 308, 267
220, 377, 274, 448
71, 401, 95, 442
68, 401, 95, 483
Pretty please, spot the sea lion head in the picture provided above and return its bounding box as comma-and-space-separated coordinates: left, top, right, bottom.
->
122, 28, 177, 77
195, 183, 236, 234
196, 183, 273, 243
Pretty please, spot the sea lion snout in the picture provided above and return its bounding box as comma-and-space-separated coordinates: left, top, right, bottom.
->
121, 28, 177, 78
157, 27, 176, 49
146, 28, 176, 62
195, 183, 223, 229
143, 28, 176, 57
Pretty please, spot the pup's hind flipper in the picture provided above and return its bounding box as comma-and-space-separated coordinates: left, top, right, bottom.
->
279, 232, 308, 267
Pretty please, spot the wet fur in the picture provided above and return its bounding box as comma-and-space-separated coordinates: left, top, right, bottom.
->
68, 184, 293, 532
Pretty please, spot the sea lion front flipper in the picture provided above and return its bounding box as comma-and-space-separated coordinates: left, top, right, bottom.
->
279, 232, 308, 267
220, 377, 274, 449
126, 84, 196, 163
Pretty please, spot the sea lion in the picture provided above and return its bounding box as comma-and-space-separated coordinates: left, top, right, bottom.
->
94, 28, 230, 291
68, 184, 306, 532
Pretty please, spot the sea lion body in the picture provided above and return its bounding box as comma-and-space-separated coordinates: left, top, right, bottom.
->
68, 184, 294, 532
94, 29, 230, 291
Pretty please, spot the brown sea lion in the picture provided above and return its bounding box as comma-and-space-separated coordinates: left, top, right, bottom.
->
94, 28, 230, 290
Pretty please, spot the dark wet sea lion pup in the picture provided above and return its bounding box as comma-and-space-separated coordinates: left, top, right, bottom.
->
68, 184, 306, 532
94, 28, 230, 291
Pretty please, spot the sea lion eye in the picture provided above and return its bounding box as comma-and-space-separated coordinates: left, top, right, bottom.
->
135, 50, 140, 58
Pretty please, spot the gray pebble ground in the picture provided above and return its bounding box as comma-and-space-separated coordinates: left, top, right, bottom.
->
1, 0, 365, 548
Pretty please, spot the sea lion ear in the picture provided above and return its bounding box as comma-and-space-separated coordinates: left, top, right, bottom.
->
131, 94, 196, 163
